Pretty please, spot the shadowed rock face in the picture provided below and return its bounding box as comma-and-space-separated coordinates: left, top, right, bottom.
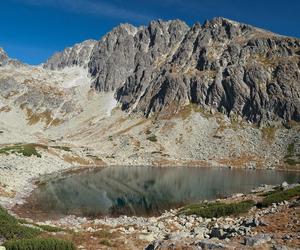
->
45, 18, 300, 124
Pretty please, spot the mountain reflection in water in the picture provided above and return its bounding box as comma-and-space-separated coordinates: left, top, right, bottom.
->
28, 166, 300, 217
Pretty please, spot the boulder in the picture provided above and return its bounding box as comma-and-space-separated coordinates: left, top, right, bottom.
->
244, 234, 271, 246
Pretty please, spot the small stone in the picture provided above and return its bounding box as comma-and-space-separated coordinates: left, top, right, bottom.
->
196, 240, 225, 249
210, 228, 225, 239
128, 227, 135, 233
281, 182, 289, 188
282, 234, 291, 240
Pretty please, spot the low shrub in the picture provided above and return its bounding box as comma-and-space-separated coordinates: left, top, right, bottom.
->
37, 224, 64, 233
259, 185, 300, 207
0, 144, 41, 158
179, 200, 255, 218
147, 135, 157, 142
4, 238, 76, 250
51, 146, 71, 152
0, 206, 40, 240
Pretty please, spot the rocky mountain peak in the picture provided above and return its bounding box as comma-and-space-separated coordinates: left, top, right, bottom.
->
43, 39, 97, 70
0, 48, 10, 66
42, 18, 300, 124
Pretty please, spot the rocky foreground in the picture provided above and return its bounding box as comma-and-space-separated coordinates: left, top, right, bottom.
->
3, 182, 299, 249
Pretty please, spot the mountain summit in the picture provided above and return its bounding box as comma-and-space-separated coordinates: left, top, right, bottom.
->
43, 18, 300, 125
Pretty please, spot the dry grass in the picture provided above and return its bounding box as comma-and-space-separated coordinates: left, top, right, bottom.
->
63, 154, 93, 165
0, 106, 11, 112
176, 103, 211, 120
114, 119, 147, 136
218, 154, 263, 168
21, 106, 63, 127
0, 186, 15, 198
261, 126, 277, 142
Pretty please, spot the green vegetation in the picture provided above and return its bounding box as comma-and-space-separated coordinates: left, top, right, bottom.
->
51, 146, 71, 152
259, 185, 300, 207
99, 239, 113, 247
1, 206, 75, 249
4, 238, 76, 250
179, 103, 211, 120
179, 200, 255, 218
108, 135, 113, 141
0, 144, 42, 158
0, 206, 40, 240
284, 143, 300, 166
261, 126, 277, 142
147, 134, 157, 142
18, 219, 64, 233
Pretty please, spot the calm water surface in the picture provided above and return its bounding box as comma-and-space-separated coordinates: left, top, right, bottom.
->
28, 166, 300, 217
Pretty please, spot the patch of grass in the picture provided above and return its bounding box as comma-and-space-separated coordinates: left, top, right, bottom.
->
261, 126, 277, 142
0, 144, 42, 158
259, 185, 300, 207
179, 200, 255, 218
287, 143, 295, 156
99, 239, 113, 247
36, 224, 64, 233
284, 143, 300, 166
0, 206, 40, 240
1, 206, 75, 249
259, 186, 283, 197
178, 103, 211, 120
147, 134, 157, 142
4, 238, 76, 250
51, 146, 71, 152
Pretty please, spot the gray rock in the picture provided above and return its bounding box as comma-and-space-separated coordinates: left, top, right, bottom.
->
43, 40, 97, 70
244, 233, 272, 246
0, 48, 23, 67
196, 239, 225, 249
0, 48, 9, 66
210, 227, 225, 239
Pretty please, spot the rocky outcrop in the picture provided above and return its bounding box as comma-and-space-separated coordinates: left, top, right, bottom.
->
44, 18, 300, 124
0, 48, 9, 66
43, 39, 97, 70
0, 48, 22, 67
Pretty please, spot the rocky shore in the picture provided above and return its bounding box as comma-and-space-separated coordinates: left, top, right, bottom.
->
3, 181, 299, 249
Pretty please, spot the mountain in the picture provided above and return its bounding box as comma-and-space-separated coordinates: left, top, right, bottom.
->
43, 39, 97, 70
43, 18, 300, 125
0, 48, 22, 67
0, 48, 9, 66
0, 18, 299, 172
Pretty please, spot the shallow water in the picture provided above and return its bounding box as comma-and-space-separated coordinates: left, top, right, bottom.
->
27, 166, 300, 217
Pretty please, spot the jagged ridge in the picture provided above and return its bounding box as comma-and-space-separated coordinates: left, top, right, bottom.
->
43, 17, 300, 124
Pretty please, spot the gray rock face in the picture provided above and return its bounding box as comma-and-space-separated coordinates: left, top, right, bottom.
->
89, 20, 189, 91
44, 17, 300, 124
43, 39, 97, 70
0, 48, 22, 67
244, 233, 271, 246
0, 48, 9, 66
114, 18, 300, 124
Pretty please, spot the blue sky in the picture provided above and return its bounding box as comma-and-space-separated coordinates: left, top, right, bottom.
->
1, 0, 300, 65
